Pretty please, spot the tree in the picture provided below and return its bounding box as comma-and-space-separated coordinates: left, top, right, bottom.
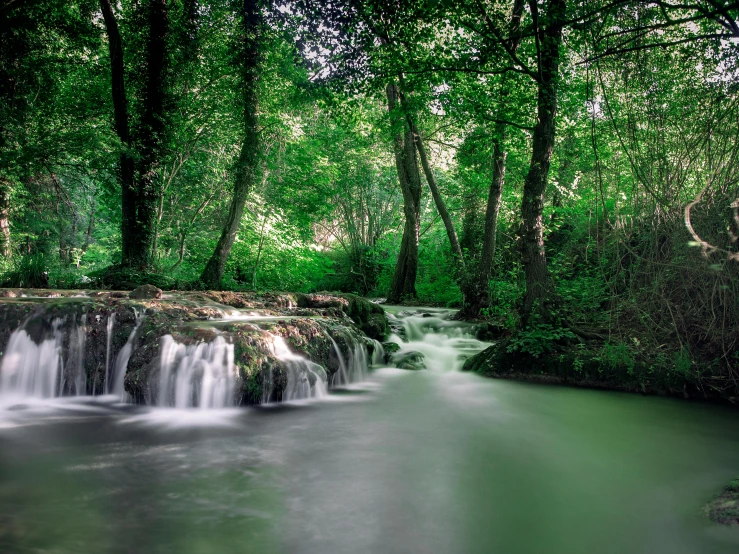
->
200, 0, 263, 289
100, 0, 173, 270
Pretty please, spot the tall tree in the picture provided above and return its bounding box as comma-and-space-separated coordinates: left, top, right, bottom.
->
386, 83, 423, 302
464, 0, 525, 316
100, 0, 171, 270
200, 0, 263, 288
518, 0, 566, 319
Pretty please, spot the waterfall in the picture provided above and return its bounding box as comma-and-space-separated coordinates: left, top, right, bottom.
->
110, 309, 143, 398
327, 329, 376, 387
328, 334, 349, 387
0, 319, 63, 401
348, 341, 368, 382
157, 335, 236, 409
104, 313, 116, 392
367, 339, 386, 366
270, 335, 328, 401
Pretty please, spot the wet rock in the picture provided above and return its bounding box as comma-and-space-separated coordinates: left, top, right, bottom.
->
129, 284, 162, 300
382, 342, 400, 357
393, 350, 426, 371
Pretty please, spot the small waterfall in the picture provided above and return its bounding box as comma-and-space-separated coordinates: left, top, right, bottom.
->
270, 335, 328, 401
348, 341, 368, 382
157, 335, 236, 409
367, 339, 386, 366
64, 314, 87, 396
104, 313, 116, 391
0, 321, 63, 401
328, 334, 349, 387
327, 331, 375, 387
110, 309, 143, 398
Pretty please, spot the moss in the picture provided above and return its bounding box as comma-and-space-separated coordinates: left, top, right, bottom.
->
705, 479, 739, 526
463, 339, 720, 401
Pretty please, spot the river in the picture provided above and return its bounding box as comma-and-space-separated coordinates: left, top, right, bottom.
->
1, 306, 738, 553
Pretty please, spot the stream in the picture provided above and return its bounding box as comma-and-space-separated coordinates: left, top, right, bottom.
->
1, 306, 738, 553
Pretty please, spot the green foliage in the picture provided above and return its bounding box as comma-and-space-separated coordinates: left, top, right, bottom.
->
506, 307, 577, 358
599, 342, 636, 375
1, 254, 49, 288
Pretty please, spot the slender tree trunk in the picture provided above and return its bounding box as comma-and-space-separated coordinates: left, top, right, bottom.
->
410, 119, 465, 270
200, 0, 261, 289
0, 180, 11, 259
252, 214, 268, 289
386, 83, 422, 303
99, 0, 135, 260
85, 198, 95, 248
519, 0, 566, 321
464, 0, 525, 317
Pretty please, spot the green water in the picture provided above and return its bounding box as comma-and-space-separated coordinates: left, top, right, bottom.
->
1, 370, 738, 553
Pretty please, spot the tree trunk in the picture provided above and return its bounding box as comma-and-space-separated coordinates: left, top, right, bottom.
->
85, 198, 95, 248
386, 83, 422, 303
463, 0, 525, 317
126, 0, 170, 269
410, 119, 465, 270
0, 180, 11, 258
200, 0, 261, 289
99, 0, 137, 261
519, 0, 566, 321
252, 214, 268, 290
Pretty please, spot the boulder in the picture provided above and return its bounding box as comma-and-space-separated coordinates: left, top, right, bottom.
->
129, 284, 162, 300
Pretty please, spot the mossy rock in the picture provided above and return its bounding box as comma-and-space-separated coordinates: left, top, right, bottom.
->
705, 479, 739, 526
462, 339, 713, 400
298, 293, 388, 340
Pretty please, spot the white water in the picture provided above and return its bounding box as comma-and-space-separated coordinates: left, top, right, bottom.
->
270, 335, 328, 401
0, 322, 63, 403
110, 309, 143, 398
104, 312, 115, 391
387, 309, 492, 372
1, 300, 375, 410
157, 335, 237, 409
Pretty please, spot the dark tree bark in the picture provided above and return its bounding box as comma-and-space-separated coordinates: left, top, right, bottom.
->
99, 0, 135, 259
200, 0, 261, 289
127, 0, 170, 269
386, 83, 422, 303
463, 0, 525, 317
519, 0, 566, 321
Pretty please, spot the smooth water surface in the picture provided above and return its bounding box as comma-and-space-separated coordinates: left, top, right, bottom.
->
1, 368, 738, 554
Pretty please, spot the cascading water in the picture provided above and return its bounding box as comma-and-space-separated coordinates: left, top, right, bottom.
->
104, 312, 116, 391
0, 292, 377, 410
328, 334, 350, 387
64, 314, 87, 396
270, 335, 328, 401
0, 319, 64, 402
367, 339, 386, 366
110, 309, 143, 398
157, 335, 236, 409
385, 308, 492, 372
